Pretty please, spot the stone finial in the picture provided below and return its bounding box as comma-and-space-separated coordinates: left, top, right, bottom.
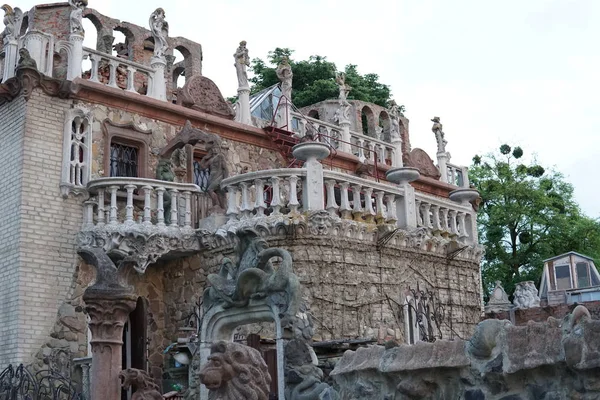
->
233, 40, 249, 89
512, 281, 541, 309
276, 57, 293, 100
119, 368, 163, 400
431, 116, 447, 154
68, 0, 87, 35
485, 281, 512, 313
149, 8, 168, 58
199, 341, 271, 400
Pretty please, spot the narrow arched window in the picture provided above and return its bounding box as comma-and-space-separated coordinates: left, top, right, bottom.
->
61, 108, 93, 197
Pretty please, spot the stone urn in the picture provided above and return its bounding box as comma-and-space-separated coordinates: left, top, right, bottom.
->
386, 167, 420, 185
449, 188, 480, 205
292, 141, 331, 162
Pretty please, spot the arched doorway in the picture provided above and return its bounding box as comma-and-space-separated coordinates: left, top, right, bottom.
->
122, 297, 147, 400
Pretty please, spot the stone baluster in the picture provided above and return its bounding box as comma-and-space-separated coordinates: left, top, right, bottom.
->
240, 182, 252, 219
142, 186, 153, 226
449, 210, 458, 235
182, 191, 192, 229
339, 121, 352, 153
83, 200, 95, 230
415, 199, 423, 226
287, 175, 300, 214
324, 179, 339, 217
169, 189, 179, 227
356, 139, 366, 162
126, 66, 137, 92
422, 202, 432, 229
351, 184, 364, 221
431, 205, 441, 231
124, 184, 136, 224
367, 142, 376, 162
108, 60, 119, 88
105, 210, 110, 224
156, 187, 166, 226
88, 54, 101, 83
440, 207, 450, 232
96, 188, 105, 227
149, 56, 167, 101
384, 194, 397, 224
363, 187, 376, 223
254, 179, 266, 216
226, 185, 240, 221
457, 212, 468, 239
374, 191, 386, 223
339, 182, 352, 219
376, 144, 385, 164
108, 186, 119, 225
270, 177, 282, 215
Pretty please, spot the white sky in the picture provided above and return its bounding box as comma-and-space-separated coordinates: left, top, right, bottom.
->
17, 0, 600, 217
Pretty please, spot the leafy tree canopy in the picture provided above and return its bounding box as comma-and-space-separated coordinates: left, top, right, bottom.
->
249, 47, 396, 109
470, 145, 600, 297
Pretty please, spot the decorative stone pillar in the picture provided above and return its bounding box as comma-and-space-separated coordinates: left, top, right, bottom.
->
67, 33, 85, 80
2, 38, 18, 81
149, 56, 167, 101
392, 138, 403, 167
23, 31, 46, 71
79, 248, 137, 400
437, 151, 450, 183
386, 167, 421, 230
292, 142, 330, 212
236, 86, 251, 125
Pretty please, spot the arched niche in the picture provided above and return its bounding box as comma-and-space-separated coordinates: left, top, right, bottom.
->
113, 26, 134, 59
307, 109, 320, 120
361, 105, 376, 137
172, 47, 186, 89
379, 110, 391, 141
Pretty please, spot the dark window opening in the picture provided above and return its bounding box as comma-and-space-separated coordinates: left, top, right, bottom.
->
193, 160, 210, 191
110, 142, 139, 177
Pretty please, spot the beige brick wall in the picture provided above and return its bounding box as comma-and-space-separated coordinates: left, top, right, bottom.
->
15, 89, 83, 362
0, 96, 27, 365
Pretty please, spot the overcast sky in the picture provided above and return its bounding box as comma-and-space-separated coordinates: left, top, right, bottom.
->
18, 0, 600, 217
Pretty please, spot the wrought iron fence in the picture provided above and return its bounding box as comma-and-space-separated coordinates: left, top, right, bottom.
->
0, 364, 82, 400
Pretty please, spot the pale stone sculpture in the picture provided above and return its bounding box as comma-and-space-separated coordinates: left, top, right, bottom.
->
389, 100, 401, 140
1, 4, 23, 42
17, 48, 37, 69
335, 71, 352, 102
512, 281, 541, 309
68, 0, 87, 35
198, 138, 228, 211
233, 40, 249, 89
485, 280, 512, 313
276, 57, 293, 100
198, 341, 271, 400
119, 368, 163, 400
149, 8, 169, 58
431, 116, 447, 154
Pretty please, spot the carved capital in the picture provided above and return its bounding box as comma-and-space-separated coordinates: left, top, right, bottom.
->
84, 296, 137, 345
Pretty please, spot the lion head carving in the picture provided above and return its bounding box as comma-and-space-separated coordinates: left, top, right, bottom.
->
199, 341, 271, 400
119, 368, 163, 400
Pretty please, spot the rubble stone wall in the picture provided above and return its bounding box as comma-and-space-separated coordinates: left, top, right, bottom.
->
485, 300, 600, 325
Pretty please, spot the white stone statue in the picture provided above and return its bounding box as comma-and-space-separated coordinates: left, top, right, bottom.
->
149, 8, 169, 58
233, 40, 249, 89
276, 57, 293, 100
431, 116, 447, 153
388, 100, 401, 141
512, 281, 541, 309
68, 0, 87, 35
1, 4, 23, 42
335, 71, 352, 102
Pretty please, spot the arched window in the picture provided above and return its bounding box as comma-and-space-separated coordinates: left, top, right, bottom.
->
361, 106, 375, 137
378, 111, 391, 141
308, 109, 320, 120
61, 107, 93, 198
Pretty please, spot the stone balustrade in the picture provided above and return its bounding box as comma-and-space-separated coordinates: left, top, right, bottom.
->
415, 193, 476, 242
81, 47, 160, 99
291, 113, 398, 166
446, 163, 470, 188
84, 177, 204, 231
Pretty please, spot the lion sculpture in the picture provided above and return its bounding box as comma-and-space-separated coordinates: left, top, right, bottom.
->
119, 368, 163, 400
199, 341, 271, 400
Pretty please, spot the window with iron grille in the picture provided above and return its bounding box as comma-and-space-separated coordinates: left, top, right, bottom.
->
110, 142, 139, 177
193, 160, 210, 191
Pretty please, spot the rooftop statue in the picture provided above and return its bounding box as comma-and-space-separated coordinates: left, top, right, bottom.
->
68, 0, 87, 35
335, 71, 352, 102
199, 341, 271, 400
233, 40, 250, 89
1, 4, 23, 43
388, 100, 401, 140
198, 138, 228, 212
431, 116, 447, 153
276, 57, 293, 100
17, 48, 37, 69
149, 8, 168, 58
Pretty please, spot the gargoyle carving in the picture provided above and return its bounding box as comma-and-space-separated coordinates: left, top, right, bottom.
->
119, 368, 163, 400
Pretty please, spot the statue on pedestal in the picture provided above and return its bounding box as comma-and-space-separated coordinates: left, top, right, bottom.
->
68, 0, 87, 35
335, 71, 352, 102
388, 100, 402, 140
233, 40, 249, 89
149, 8, 168, 58
1, 4, 23, 43
276, 57, 293, 100
431, 116, 447, 154
198, 138, 228, 212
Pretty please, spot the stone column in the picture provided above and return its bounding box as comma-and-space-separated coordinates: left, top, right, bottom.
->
2, 38, 19, 81
149, 56, 167, 101
292, 142, 330, 211
79, 248, 137, 400
392, 138, 403, 167
67, 33, 85, 80
437, 151, 450, 183
236, 85, 251, 125
386, 167, 420, 230
339, 120, 352, 153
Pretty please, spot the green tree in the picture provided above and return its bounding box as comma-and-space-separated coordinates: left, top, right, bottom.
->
249, 48, 395, 108
470, 145, 600, 297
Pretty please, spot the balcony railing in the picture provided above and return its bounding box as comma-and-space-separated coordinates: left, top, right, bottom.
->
83, 177, 206, 231
446, 163, 470, 188
415, 193, 475, 241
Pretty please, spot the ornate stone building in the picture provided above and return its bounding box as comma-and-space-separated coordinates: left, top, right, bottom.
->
0, 2, 483, 398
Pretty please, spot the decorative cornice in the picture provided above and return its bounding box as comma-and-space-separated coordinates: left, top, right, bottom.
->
0, 66, 75, 105
102, 118, 154, 135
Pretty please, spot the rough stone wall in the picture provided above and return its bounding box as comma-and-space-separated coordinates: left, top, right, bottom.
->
0, 96, 27, 365
485, 300, 600, 325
